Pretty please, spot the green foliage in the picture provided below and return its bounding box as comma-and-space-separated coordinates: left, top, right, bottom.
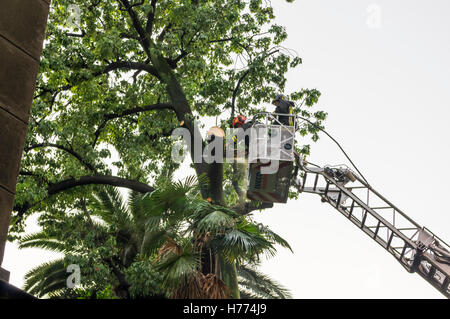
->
14, 0, 325, 299
126, 260, 166, 298
23, 259, 67, 298
13, 0, 325, 235
19, 176, 292, 298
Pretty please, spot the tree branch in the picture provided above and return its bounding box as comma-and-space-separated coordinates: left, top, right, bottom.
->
102, 61, 159, 78
13, 175, 154, 221
231, 69, 251, 119
47, 175, 154, 195
92, 103, 174, 147
157, 23, 172, 42
24, 143, 96, 172
209, 37, 234, 44
118, 0, 152, 58
102, 257, 131, 298
66, 29, 86, 38
145, 0, 158, 35
230, 49, 280, 119
35, 61, 159, 100
166, 29, 200, 69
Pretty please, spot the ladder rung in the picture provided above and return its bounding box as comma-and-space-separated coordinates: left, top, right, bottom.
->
442, 277, 449, 291
313, 173, 319, 191
343, 205, 362, 209
324, 181, 329, 197
428, 266, 437, 279
399, 244, 408, 260
336, 191, 342, 208
374, 221, 381, 238
387, 232, 395, 249
348, 200, 355, 219
360, 211, 368, 228
397, 227, 420, 231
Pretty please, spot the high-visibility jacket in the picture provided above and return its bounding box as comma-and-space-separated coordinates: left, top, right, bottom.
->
232, 120, 254, 146
275, 100, 295, 126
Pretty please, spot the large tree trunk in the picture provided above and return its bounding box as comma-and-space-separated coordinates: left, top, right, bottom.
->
148, 42, 237, 297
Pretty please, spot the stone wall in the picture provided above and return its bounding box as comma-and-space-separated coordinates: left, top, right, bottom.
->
0, 0, 50, 280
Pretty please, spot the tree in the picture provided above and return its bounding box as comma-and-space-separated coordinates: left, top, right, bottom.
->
12, 0, 326, 297
20, 178, 291, 299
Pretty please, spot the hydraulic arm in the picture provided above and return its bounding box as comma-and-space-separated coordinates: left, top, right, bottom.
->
293, 154, 450, 298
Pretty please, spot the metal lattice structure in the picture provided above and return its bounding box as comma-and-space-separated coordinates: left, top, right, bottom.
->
294, 155, 450, 298
244, 111, 450, 297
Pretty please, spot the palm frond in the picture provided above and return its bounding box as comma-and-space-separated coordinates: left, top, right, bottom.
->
238, 264, 292, 299
217, 228, 276, 263
128, 191, 148, 236
91, 186, 132, 228
19, 239, 69, 253
23, 258, 67, 297
259, 226, 293, 252
30, 268, 68, 298
140, 229, 171, 257
19, 232, 69, 253
197, 211, 236, 236
155, 240, 200, 290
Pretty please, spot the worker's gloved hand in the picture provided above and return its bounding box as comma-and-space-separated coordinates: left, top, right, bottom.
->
324, 167, 334, 177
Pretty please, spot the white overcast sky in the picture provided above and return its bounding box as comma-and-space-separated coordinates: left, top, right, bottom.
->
4, 0, 450, 298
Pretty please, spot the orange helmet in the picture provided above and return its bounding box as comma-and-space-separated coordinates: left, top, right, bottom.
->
232, 115, 247, 128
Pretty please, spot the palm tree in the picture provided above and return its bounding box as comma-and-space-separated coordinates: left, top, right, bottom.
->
149, 184, 293, 299
19, 176, 292, 299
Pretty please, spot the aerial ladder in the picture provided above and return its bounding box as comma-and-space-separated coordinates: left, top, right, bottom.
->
244, 112, 450, 298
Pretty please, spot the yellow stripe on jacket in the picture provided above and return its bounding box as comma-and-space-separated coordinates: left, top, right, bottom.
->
288, 106, 293, 126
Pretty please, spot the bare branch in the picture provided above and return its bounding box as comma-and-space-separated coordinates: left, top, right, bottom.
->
231, 69, 250, 119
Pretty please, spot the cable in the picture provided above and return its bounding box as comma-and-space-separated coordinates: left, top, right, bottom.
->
249, 110, 370, 185
294, 115, 371, 186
